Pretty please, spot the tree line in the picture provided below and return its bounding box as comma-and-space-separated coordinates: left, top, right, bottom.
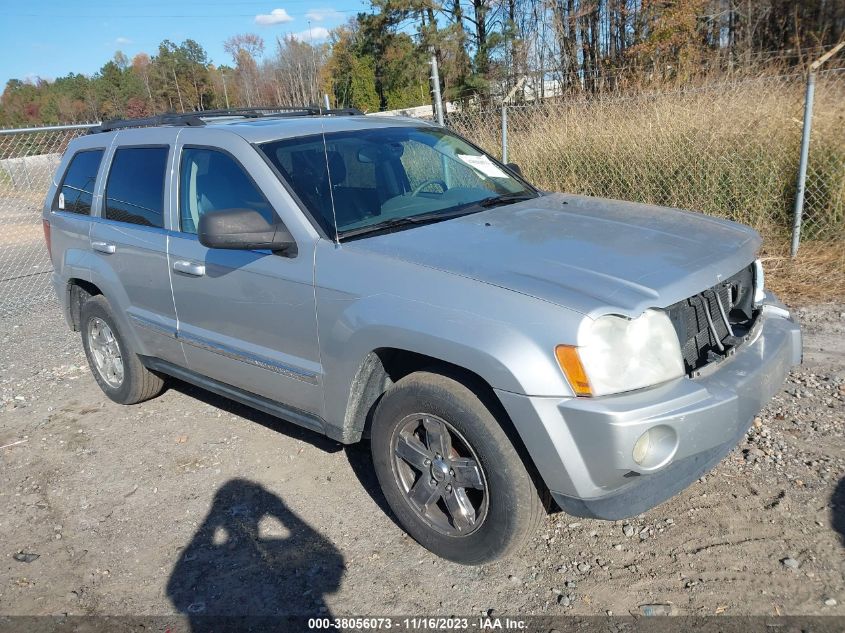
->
2, 0, 843, 126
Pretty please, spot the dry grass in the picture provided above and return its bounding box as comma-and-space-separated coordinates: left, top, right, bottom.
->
763, 242, 845, 304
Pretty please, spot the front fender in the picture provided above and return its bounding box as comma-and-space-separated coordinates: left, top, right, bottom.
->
315, 242, 584, 433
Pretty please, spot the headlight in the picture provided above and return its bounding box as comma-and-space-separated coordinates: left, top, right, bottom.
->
753, 259, 766, 306
556, 309, 685, 397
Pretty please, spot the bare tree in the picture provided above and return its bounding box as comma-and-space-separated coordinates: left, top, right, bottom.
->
224, 34, 266, 107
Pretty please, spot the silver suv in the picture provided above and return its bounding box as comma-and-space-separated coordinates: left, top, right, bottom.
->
43, 108, 801, 564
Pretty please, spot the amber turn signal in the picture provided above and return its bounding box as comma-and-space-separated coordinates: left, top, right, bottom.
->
555, 345, 593, 397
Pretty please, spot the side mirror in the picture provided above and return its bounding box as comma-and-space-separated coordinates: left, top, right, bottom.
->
198, 208, 296, 256
506, 162, 523, 177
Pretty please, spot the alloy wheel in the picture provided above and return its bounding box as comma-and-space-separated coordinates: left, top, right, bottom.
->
88, 317, 124, 388
391, 414, 488, 536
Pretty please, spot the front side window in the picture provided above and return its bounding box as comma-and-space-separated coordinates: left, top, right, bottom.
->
259, 126, 536, 239
179, 148, 275, 234
104, 146, 169, 228
56, 149, 104, 215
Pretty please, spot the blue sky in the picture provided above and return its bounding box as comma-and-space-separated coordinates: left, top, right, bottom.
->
0, 0, 367, 87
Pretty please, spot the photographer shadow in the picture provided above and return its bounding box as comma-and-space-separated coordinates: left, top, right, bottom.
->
833, 476, 845, 548
166, 478, 344, 631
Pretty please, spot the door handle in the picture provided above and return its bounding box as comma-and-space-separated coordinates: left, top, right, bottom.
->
173, 260, 206, 276
92, 241, 116, 254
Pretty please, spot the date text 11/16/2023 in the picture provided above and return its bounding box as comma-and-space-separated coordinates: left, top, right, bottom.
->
307, 616, 529, 630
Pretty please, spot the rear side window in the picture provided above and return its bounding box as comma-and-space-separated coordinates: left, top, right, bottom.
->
56, 149, 104, 215
104, 146, 169, 228
179, 148, 275, 234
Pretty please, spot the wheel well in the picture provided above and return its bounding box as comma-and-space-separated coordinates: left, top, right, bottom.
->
347, 348, 507, 436
344, 348, 551, 506
67, 279, 102, 331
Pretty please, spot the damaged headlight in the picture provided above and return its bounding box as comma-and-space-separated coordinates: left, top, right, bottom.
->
556, 310, 685, 397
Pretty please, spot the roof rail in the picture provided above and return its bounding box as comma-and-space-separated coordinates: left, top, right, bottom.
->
90, 106, 364, 134
92, 113, 204, 133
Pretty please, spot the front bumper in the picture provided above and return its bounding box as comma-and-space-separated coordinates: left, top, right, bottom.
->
496, 302, 802, 520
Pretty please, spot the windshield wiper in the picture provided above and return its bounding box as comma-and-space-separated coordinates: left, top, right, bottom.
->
338, 207, 482, 240
478, 192, 537, 208
337, 193, 538, 240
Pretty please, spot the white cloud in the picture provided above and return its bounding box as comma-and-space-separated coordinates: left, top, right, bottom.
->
290, 26, 330, 42
255, 8, 294, 25
304, 8, 344, 21
115, 37, 132, 45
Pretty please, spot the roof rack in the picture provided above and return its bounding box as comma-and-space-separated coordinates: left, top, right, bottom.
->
90, 106, 364, 134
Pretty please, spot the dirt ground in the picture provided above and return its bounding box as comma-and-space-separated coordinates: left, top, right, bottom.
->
0, 301, 843, 619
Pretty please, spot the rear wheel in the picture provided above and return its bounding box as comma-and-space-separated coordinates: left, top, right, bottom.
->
371, 371, 545, 564
81, 295, 164, 404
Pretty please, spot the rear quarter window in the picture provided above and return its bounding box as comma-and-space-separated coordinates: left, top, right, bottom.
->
104, 146, 169, 228
55, 149, 104, 215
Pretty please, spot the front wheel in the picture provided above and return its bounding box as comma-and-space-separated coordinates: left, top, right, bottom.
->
371, 371, 545, 564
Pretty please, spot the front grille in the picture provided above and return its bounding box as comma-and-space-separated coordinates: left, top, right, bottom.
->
666, 264, 758, 374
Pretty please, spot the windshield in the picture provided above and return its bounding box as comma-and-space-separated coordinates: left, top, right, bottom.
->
259, 126, 536, 239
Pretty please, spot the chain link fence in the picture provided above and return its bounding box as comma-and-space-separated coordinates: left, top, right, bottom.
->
0, 70, 843, 317
0, 124, 95, 317
448, 70, 845, 249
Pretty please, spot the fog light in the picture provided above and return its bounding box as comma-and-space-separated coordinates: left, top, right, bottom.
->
630, 425, 678, 471
632, 431, 651, 465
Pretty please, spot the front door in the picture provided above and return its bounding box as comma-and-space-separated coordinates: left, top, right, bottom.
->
167, 131, 322, 417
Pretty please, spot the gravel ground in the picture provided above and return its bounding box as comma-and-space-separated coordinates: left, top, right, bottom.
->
0, 301, 842, 618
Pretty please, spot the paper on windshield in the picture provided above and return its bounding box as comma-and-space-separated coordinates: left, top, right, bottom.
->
456, 154, 509, 178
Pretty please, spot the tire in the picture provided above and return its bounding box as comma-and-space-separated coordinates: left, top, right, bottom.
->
371, 370, 545, 564
80, 294, 164, 405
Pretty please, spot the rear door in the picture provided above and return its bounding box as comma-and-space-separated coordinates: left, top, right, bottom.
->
167, 128, 322, 417
89, 128, 184, 365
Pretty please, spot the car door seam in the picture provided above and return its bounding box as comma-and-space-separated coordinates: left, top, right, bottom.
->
168, 129, 186, 368
312, 240, 327, 418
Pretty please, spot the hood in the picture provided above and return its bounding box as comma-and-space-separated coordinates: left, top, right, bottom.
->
348, 193, 761, 318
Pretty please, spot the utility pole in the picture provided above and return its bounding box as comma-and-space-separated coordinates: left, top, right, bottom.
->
429, 52, 444, 125
309, 20, 319, 105
221, 72, 230, 109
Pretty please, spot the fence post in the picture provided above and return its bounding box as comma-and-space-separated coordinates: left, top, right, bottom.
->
791, 71, 815, 257
430, 53, 445, 126
790, 40, 845, 257
501, 103, 508, 163
499, 77, 525, 165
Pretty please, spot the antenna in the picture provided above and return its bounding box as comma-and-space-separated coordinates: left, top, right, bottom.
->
317, 114, 340, 245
